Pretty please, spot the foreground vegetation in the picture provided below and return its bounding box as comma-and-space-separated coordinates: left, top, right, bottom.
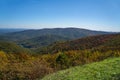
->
42, 57, 120, 80
0, 50, 120, 80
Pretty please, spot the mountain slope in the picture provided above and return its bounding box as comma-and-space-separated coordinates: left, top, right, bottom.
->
42, 57, 120, 80
18, 34, 70, 49
39, 33, 120, 53
0, 41, 32, 54
2, 28, 110, 41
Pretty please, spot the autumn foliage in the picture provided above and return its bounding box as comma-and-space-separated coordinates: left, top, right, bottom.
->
0, 33, 120, 79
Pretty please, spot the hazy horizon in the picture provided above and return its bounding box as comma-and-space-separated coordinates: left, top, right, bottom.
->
0, 0, 120, 32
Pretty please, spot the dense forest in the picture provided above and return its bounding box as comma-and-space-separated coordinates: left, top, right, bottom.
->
0, 28, 119, 80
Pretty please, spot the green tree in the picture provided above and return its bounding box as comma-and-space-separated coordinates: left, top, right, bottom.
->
56, 52, 69, 69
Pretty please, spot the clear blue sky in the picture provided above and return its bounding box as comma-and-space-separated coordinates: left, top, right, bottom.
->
0, 0, 120, 32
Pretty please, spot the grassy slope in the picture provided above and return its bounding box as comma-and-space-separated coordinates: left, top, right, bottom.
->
42, 57, 120, 80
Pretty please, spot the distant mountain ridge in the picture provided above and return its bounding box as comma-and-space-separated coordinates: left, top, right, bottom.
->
0, 28, 26, 34
2, 28, 111, 41
0, 28, 114, 49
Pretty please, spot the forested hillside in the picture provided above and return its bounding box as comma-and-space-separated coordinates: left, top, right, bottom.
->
0, 30, 119, 80
39, 33, 120, 54
1, 28, 110, 41
18, 34, 70, 49
0, 28, 111, 50
0, 41, 32, 54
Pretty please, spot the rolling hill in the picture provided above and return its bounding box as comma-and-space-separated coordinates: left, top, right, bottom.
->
0, 28, 112, 50
18, 34, 70, 49
38, 33, 120, 53
1, 28, 110, 42
0, 29, 119, 80
0, 41, 32, 54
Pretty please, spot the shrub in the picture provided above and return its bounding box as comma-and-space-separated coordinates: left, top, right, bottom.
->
56, 52, 70, 69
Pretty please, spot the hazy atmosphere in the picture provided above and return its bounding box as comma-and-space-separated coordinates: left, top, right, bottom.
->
0, 0, 120, 32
